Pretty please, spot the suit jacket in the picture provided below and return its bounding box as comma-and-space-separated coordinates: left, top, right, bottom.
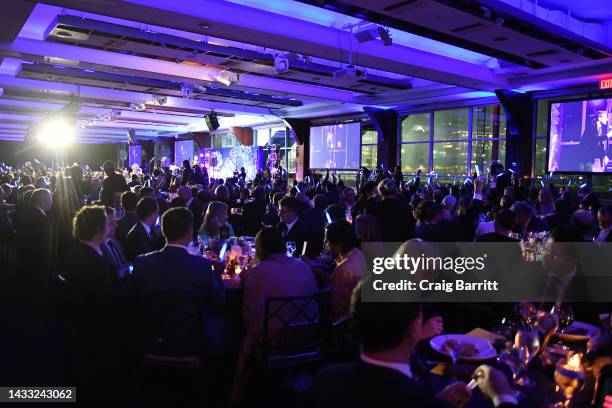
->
262, 205, 280, 227
101, 237, 127, 273
365, 198, 414, 242
64, 242, 117, 335
299, 207, 326, 257
14, 204, 53, 272
308, 361, 516, 408
278, 219, 313, 258
308, 361, 452, 408
242, 198, 268, 236
102, 172, 129, 194
124, 222, 153, 261
188, 199, 204, 238
131, 246, 226, 355
116, 212, 139, 244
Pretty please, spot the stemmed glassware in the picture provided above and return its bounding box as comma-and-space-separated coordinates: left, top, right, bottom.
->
512, 328, 541, 387
286, 241, 297, 257
552, 305, 574, 330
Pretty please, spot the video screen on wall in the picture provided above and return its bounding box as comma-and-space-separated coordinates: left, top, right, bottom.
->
175, 140, 194, 166
128, 145, 142, 168
548, 97, 612, 173
309, 123, 361, 169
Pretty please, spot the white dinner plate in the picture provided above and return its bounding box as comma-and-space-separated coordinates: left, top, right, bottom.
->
430, 334, 496, 361
556, 321, 599, 342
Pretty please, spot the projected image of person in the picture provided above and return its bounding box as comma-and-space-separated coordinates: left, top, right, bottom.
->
309, 123, 360, 170
325, 128, 335, 168
549, 98, 612, 173
579, 105, 609, 171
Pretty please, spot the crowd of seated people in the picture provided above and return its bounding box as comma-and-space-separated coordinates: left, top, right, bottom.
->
0, 157, 610, 406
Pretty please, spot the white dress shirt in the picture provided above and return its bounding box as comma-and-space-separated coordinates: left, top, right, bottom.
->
283, 219, 297, 236
140, 221, 151, 236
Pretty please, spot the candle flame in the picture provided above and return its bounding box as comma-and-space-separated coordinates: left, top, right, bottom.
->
565, 353, 582, 371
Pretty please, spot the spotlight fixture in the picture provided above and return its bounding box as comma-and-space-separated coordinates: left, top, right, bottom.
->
36, 116, 76, 148
130, 102, 147, 112
213, 70, 239, 87
198, 22, 212, 30
180, 84, 193, 98
151, 95, 167, 106
377, 26, 392, 46
274, 54, 290, 75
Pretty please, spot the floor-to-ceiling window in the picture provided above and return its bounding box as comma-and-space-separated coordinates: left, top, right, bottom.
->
470, 104, 506, 175
399, 105, 507, 177
400, 113, 430, 173
254, 126, 295, 173
361, 125, 378, 169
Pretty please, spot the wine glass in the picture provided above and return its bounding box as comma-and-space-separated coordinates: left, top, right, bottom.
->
513, 328, 540, 386
515, 302, 538, 328
553, 305, 574, 330
286, 241, 297, 257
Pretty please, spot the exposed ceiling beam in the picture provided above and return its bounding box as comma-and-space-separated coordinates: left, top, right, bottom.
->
1, 38, 360, 104
0, 74, 275, 116
33, 0, 507, 90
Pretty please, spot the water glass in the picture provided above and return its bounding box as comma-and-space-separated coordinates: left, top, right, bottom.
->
286, 241, 297, 257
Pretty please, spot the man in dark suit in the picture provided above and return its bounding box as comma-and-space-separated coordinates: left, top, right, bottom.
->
476, 209, 520, 243
299, 194, 327, 257
131, 207, 225, 357
308, 284, 518, 408
277, 196, 313, 258
124, 197, 159, 261
101, 160, 129, 195
178, 185, 203, 238
366, 179, 414, 242
241, 186, 268, 237
101, 207, 127, 276
116, 191, 139, 244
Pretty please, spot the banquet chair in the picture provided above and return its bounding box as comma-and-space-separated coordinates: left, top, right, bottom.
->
261, 290, 329, 372
137, 293, 210, 406
138, 293, 205, 367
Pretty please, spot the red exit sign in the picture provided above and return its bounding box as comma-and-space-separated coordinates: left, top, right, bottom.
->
601, 78, 612, 90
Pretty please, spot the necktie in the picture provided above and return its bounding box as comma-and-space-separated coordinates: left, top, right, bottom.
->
107, 240, 120, 267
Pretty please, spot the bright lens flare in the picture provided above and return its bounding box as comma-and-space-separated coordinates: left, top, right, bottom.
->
36, 118, 76, 147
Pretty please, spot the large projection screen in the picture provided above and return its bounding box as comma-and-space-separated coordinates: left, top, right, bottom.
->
309, 123, 361, 169
548, 97, 612, 173
175, 140, 194, 166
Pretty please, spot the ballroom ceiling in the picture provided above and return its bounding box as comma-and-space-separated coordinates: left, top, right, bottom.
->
0, 0, 609, 143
